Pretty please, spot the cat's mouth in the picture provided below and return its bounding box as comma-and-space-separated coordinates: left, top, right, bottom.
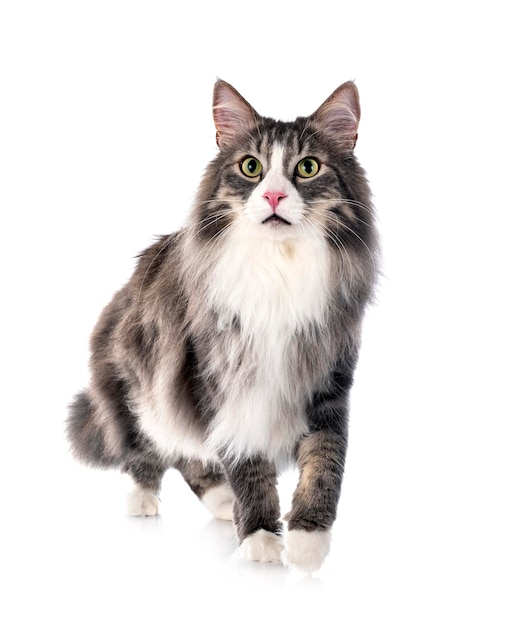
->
262, 214, 292, 226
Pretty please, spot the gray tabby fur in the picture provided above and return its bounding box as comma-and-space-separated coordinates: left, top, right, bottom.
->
67, 79, 379, 572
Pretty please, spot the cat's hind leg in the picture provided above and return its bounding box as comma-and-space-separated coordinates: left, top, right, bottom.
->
174, 459, 234, 521
122, 445, 169, 517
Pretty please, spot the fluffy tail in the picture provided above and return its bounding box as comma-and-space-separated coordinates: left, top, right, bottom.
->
66, 390, 127, 469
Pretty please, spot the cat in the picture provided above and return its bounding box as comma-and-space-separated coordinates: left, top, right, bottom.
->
67, 79, 379, 572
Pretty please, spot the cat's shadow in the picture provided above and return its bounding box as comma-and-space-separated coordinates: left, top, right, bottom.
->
121, 515, 326, 591
121, 511, 165, 535
197, 518, 243, 559
197, 518, 326, 591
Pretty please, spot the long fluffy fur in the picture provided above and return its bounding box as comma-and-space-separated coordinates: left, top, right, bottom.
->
67, 79, 379, 571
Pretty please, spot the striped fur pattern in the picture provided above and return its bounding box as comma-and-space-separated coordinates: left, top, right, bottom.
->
67, 80, 379, 572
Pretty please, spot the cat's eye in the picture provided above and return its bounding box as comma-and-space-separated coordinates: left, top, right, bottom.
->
240, 156, 262, 178
296, 158, 320, 178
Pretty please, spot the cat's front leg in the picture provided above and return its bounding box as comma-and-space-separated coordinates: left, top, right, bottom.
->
220, 455, 283, 563
285, 428, 348, 573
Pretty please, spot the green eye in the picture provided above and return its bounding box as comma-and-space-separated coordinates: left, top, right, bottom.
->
240, 156, 262, 178
296, 157, 320, 178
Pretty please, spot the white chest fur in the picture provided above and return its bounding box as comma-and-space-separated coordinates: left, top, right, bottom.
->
208, 220, 330, 337
205, 222, 331, 461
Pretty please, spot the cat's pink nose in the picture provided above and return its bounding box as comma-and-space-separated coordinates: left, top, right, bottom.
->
263, 191, 287, 210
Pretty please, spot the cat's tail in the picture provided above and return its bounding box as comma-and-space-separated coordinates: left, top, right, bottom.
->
66, 390, 127, 469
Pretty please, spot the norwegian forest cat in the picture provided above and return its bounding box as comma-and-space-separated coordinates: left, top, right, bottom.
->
67, 79, 379, 572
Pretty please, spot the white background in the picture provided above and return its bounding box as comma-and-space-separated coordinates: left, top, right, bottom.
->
1, 1, 504, 624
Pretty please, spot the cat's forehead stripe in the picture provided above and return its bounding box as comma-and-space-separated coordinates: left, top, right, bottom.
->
269, 143, 285, 173
263, 135, 305, 173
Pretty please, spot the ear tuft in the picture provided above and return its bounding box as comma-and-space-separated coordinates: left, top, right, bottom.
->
213, 80, 258, 149
311, 81, 361, 151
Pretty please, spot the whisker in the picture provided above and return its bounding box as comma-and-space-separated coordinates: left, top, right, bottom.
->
189, 219, 238, 270
299, 117, 313, 142
303, 214, 353, 277
299, 128, 320, 143
305, 198, 376, 217
195, 207, 239, 226
192, 197, 241, 207
194, 208, 241, 239
308, 203, 372, 244
309, 208, 375, 263
335, 220, 376, 261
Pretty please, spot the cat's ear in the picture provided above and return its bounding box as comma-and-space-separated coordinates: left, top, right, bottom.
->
311, 81, 361, 152
213, 80, 259, 149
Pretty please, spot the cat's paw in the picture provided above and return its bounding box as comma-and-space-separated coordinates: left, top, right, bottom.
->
283, 529, 331, 573
125, 488, 160, 517
240, 529, 284, 564
201, 483, 235, 521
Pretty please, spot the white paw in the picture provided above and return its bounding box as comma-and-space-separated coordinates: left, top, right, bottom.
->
239, 529, 284, 564
201, 483, 235, 521
125, 488, 160, 517
283, 529, 331, 573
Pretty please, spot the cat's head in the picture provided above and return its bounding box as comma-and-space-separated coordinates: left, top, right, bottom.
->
193, 80, 375, 259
